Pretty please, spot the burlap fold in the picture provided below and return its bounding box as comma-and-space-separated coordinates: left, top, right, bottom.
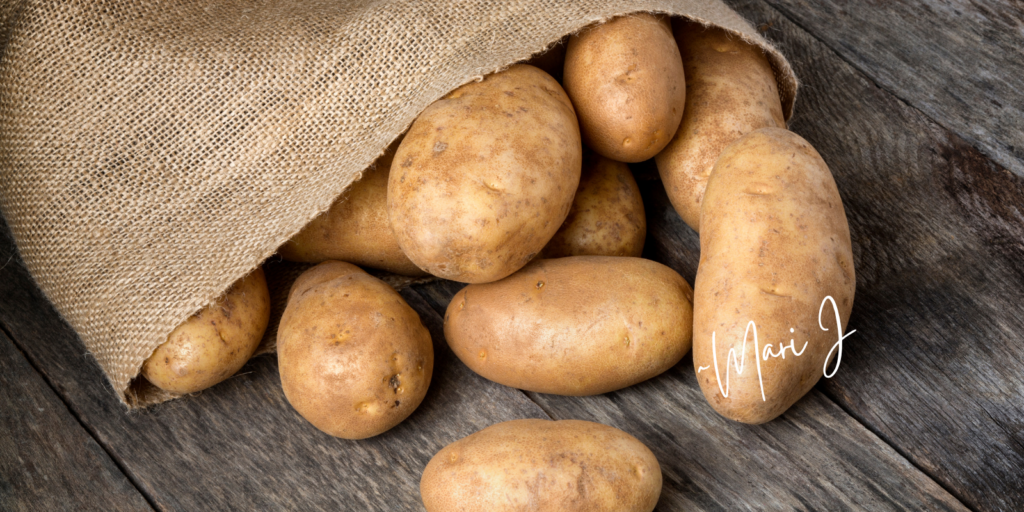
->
0, 0, 796, 407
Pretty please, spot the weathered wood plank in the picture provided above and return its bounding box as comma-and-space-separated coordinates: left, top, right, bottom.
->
758, 0, 1024, 179
0, 329, 153, 512
0, 218, 547, 511
412, 280, 967, 511
719, 1, 1024, 509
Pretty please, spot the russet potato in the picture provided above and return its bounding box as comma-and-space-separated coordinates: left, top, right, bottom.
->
420, 419, 661, 512
388, 64, 582, 284
444, 256, 693, 395
693, 128, 855, 424
655, 21, 786, 231
278, 138, 426, 276
277, 261, 433, 439
541, 150, 646, 258
142, 267, 270, 394
564, 13, 685, 163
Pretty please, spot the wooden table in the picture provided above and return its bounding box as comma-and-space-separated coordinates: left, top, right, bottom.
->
2, 1, 1022, 510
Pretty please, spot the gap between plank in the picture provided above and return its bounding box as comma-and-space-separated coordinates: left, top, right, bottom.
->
817, 385, 978, 512
0, 321, 161, 512
521, 391, 557, 421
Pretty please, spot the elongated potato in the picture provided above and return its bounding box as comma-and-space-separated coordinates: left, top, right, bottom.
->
655, 21, 786, 231
541, 150, 646, 258
278, 139, 426, 276
388, 64, 582, 284
693, 128, 855, 424
444, 256, 693, 395
277, 261, 433, 439
421, 419, 661, 512
564, 14, 685, 162
142, 267, 270, 394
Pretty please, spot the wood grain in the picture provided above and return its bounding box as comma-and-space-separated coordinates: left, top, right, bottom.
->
0, 329, 152, 512
759, 0, 1024, 179
530, 370, 965, 511
722, 1, 1024, 509
412, 279, 967, 511
0, 221, 547, 511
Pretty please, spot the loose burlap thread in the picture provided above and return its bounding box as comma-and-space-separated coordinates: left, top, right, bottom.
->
0, 0, 796, 407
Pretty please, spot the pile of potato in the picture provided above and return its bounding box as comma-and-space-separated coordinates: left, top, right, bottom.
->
139, 13, 854, 511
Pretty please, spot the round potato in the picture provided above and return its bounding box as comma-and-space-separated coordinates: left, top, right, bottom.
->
655, 21, 786, 231
564, 14, 685, 163
142, 267, 270, 394
421, 419, 661, 512
542, 150, 646, 258
694, 128, 855, 424
444, 256, 693, 395
278, 138, 426, 276
388, 64, 581, 284
277, 261, 433, 439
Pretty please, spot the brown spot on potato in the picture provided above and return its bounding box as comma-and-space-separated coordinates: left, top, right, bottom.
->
278, 261, 434, 439
541, 152, 645, 259
388, 64, 581, 283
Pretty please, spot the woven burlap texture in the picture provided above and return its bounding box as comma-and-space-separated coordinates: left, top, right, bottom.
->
0, 0, 797, 407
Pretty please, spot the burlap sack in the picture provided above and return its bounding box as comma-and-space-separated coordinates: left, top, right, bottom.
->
0, 0, 796, 407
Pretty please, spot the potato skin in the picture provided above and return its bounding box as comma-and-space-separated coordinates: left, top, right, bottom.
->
277, 261, 433, 439
564, 14, 685, 163
278, 139, 426, 276
142, 267, 270, 394
420, 419, 661, 512
444, 256, 693, 395
694, 128, 855, 424
388, 64, 582, 284
541, 150, 646, 258
655, 21, 786, 231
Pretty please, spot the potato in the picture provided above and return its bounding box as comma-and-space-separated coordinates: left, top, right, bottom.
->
277, 261, 433, 439
541, 150, 646, 258
277, 138, 426, 276
564, 14, 685, 163
420, 419, 661, 512
444, 256, 693, 395
693, 128, 855, 424
388, 64, 581, 284
655, 21, 786, 231
142, 267, 270, 394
